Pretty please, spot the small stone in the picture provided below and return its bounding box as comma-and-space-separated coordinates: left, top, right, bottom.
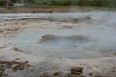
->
113, 53, 116, 56
71, 67, 83, 75
89, 73, 92, 76
41, 35, 55, 40
53, 72, 61, 75
25, 61, 29, 63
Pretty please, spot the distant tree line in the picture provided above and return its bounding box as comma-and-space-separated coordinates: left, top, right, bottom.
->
0, 0, 116, 7
47, 0, 116, 7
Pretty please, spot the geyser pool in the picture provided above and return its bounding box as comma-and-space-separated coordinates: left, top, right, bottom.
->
1, 11, 116, 59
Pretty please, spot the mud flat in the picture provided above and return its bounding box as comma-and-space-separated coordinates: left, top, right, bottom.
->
0, 11, 116, 77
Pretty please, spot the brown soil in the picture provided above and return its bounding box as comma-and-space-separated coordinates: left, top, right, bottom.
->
0, 7, 71, 13
0, 6, 115, 13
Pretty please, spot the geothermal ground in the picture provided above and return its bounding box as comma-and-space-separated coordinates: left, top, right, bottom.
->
0, 11, 116, 77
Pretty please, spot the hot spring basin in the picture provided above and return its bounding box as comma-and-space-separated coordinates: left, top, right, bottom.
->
2, 12, 116, 59
7, 27, 116, 59
39, 34, 90, 47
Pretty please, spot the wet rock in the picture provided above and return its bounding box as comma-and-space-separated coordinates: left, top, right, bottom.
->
88, 72, 92, 76
64, 73, 86, 77
11, 47, 24, 52
53, 72, 63, 77
0, 67, 5, 77
71, 67, 83, 75
12, 65, 24, 71
39, 73, 52, 77
0, 60, 30, 72
68, 35, 90, 41
12, 61, 30, 71
53, 72, 62, 76
0, 61, 12, 69
112, 53, 116, 56
42, 35, 56, 39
